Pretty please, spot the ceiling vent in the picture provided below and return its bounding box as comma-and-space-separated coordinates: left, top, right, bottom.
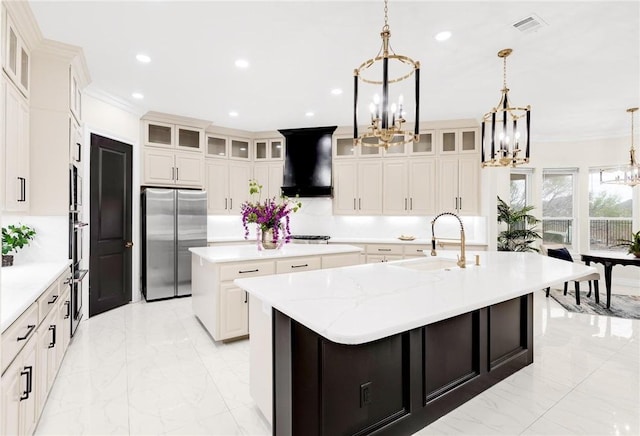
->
512, 14, 548, 33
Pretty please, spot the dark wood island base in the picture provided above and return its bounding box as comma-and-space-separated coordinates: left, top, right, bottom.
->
273, 293, 533, 436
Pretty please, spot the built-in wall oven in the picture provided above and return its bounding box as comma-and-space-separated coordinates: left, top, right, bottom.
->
69, 164, 87, 336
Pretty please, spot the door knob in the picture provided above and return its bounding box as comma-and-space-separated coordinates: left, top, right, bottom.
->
125, 241, 134, 248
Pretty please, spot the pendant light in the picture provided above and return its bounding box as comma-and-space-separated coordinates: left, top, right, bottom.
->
600, 107, 640, 186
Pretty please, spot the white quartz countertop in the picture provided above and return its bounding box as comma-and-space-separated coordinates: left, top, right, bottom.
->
235, 251, 598, 345
1, 260, 71, 332
207, 236, 488, 246
189, 244, 363, 263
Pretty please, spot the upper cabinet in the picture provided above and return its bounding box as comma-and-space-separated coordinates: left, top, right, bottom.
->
334, 135, 381, 159
410, 130, 436, 156
144, 120, 204, 153
438, 128, 479, 155
2, 8, 30, 98
254, 138, 284, 161
69, 66, 82, 122
2, 78, 30, 212
204, 132, 251, 161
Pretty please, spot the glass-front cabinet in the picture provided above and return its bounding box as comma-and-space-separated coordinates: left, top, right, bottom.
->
410, 130, 435, 155
438, 128, 479, 155
334, 136, 381, 158
254, 138, 284, 161
2, 10, 30, 98
206, 134, 228, 158
230, 138, 250, 160
144, 120, 204, 152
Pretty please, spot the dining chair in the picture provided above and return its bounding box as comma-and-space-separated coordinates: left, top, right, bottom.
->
541, 245, 600, 305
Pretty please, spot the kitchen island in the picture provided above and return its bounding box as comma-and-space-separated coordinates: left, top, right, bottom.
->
234, 252, 598, 436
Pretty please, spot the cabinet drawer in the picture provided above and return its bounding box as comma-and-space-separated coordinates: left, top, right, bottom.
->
1, 303, 38, 374
366, 244, 403, 255
276, 256, 321, 274
403, 244, 430, 257
220, 261, 275, 281
38, 280, 60, 322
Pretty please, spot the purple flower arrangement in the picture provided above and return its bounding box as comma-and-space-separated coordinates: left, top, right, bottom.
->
241, 180, 302, 246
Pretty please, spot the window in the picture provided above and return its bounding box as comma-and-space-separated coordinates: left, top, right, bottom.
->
542, 169, 577, 247
510, 169, 533, 209
588, 168, 633, 251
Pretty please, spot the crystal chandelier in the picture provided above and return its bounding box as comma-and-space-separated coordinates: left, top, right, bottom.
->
353, 0, 420, 149
481, 48, 531, 167
600, 107, 640, 186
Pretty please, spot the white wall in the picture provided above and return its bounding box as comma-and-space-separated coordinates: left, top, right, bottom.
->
82, 90, 142, 310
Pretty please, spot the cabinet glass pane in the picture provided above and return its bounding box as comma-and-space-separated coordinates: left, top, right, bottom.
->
414, 133, 433, 153
207, 136, 226, 156
361, 145, 380, 156
255, 141, 267, 159
148, 124, 172, 145
336, 138, 355, 156
462, 131, 476, 151
442, 132, 456, 152
386, 136, 404, 154
231, 140, 249, 158
9, 29, 17, 74
20, 48, 28, 89
271, 140, 283, 159
178, 128, 200, 149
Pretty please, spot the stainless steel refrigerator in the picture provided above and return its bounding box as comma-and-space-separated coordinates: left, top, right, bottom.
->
141, 188, 207, 301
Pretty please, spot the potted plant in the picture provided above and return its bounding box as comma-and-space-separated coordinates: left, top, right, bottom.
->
240, 180, 301, 249
2, 224, 36, 266
614, 230, 640, 257
496, 196, 542, 252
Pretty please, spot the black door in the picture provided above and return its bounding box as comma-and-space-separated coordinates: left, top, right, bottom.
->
89, 134, 133, 316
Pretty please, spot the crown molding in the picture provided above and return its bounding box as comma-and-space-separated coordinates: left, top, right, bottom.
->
141, 111, 212, 129
84, 86, 145, 117
32, 39, 92, 89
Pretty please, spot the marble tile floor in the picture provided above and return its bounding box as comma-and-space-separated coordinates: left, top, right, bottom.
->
35, 287, 639, 436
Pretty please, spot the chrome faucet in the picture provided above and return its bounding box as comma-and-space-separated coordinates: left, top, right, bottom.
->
431, 212, 467, 268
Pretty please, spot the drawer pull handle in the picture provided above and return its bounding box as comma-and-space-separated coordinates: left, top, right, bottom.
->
48, 295, 59, 305
291, 264, 308, 269
378, 248, 392, 252
239, 269, 259, 274
17, 324, 36, 342
20, 366, 33, 401
64, 301, 71, 319
48, 325, 57, 348
244, 291, 248, 304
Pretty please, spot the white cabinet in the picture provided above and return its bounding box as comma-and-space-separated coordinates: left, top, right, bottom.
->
204, 134, 252, 161
205, 160, 251, 214
383, 159, 437, 215
2, 78, 30, 212
2, 9, 30, 98
219, 283, 249, 339
254, 138, 284, 161
144, 120, 204, 153
438, 156, 479, 215
37, 309, 58, 410
410, 130, 436, 156
69, 66, 82, 122
333, 160, 383, 215
334, 135, 381, 159
253, 162, 283, 200
1, 333, 37, 436
143, 148, 203, 187
438, 128, 479, 155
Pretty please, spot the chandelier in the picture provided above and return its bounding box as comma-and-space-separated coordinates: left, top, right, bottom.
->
353, 0, 420, 149
600, 107, 640, 186
481, 48, 531, 167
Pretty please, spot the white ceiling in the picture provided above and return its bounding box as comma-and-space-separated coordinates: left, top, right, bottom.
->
28, 1, 640, 142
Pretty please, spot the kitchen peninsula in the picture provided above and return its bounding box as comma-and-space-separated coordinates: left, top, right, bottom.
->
235, 252, 598, 435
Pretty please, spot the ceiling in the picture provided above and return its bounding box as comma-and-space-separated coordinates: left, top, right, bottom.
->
28, 1, 640, 142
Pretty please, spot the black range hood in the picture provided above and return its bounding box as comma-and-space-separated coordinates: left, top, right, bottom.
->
279, 126, 337, 197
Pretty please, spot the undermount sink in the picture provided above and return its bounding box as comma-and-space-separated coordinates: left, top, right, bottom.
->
394, 257, 467, 272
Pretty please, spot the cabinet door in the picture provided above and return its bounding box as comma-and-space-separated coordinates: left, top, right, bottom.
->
69, 66, 82, 122
254, 140, 268, 160
228, 162, 251, 213
21, 338, 38, 436
459, 128, 479, 154
175, 125, 203, 152
408, 159, 437, 215
383, 160, 408, 215
438, 157, 460, 213
206, 134, 228, 158
333, 161, 358, 214
270, 139, 284, 160
439, 130, 458, 155
205, 160, 229, 214
411, 130, 435, 156
457, 156, 480, 215
3, 79, 29, 212
144, 121, 174, 148
143, 148, 176, 185
219, 283, 249, 340
0, 361, 21, 436
358, 160, 383, 214
58, 288, 71, 361
254, 163, 283, 200
175, 153, 203, 186
229, 138, 250, 160
267, 163, 284, 199
3, 14, 29, 98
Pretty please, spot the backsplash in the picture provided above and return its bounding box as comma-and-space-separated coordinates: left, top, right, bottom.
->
1, 215, 68, 263
208, 198, 487, 243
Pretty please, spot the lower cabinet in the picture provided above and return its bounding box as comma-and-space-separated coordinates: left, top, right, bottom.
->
219, 283, 249, 340
1, 334, 37, 436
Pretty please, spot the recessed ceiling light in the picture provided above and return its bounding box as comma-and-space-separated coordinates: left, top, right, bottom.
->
136, 54, 151, 63
305, 111, 315, 117
434, 31, 452, 42
132, 92, 144, 99
331, 88, 343, 95
229, 111, 239, 117
235, 59, 250, 69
